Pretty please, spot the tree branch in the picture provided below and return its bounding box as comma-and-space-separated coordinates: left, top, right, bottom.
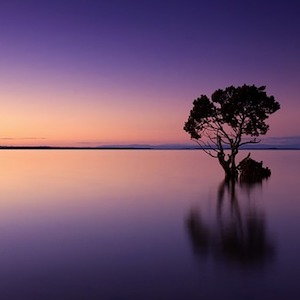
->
192, 139, 218, 158
239, 138, 261, 147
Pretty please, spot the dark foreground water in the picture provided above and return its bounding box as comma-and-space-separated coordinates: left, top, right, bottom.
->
0, 150, 299, 299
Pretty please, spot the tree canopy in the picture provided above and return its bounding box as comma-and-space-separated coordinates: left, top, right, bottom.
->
184, 84, 280, 178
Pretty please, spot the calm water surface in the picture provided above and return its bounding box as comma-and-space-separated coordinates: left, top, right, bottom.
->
0, 150, 299, 299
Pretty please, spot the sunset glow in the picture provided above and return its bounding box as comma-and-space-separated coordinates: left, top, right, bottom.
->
0, 1, 299, 146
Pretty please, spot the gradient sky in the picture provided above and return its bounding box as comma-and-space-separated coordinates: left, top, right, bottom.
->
0, 0, 299, 146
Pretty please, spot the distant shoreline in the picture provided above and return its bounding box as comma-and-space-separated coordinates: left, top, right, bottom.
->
0, 146, 299, 150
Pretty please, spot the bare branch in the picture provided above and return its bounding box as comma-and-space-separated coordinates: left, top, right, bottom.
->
239, 138, 261, 147
192, 139, 218, 158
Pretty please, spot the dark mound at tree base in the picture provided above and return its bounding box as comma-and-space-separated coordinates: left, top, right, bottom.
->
239, 157, 271, 182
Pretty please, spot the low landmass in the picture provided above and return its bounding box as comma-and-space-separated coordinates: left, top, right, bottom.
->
0, 144, 299, 150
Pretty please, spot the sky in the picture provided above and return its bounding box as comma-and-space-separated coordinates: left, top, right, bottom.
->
0, 0, 299, 146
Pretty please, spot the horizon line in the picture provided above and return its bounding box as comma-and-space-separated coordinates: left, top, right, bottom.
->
0, 145, 299, 150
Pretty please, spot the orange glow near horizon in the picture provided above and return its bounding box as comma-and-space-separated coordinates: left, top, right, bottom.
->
0, 46, 297, 148
0, 0, 299, 147
0, 60, 296, 148
0, 83, 192, 146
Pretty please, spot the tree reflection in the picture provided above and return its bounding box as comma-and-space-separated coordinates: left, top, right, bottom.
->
186, 179, 275, 268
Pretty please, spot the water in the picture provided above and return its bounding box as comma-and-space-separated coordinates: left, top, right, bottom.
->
0, 150, 299, 299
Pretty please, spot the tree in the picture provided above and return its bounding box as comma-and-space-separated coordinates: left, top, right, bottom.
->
184, 84, 280, 179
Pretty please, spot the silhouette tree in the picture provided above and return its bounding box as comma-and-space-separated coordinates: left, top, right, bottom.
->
184, 85, 280, 179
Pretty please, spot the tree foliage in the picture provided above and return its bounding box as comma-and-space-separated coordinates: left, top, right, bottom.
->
184, 84, 280, 178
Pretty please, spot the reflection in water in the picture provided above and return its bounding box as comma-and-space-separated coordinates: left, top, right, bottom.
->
187, 179, 275, 268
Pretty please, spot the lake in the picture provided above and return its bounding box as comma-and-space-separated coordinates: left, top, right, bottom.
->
0, 150, 299, 299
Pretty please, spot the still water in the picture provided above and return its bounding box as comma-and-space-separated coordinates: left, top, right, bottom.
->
0, 150, 299, 299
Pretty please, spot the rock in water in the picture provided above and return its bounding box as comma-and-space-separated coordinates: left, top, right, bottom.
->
239, 157, 271, 182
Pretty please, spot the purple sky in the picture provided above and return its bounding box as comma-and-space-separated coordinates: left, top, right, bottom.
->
0, 0, 299, 146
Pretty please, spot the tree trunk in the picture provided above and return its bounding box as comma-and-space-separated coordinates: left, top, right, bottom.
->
218, 152, 232, 179
218, 149, 238, 180
225, 168, 238, 181
229, 147, 239, 179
